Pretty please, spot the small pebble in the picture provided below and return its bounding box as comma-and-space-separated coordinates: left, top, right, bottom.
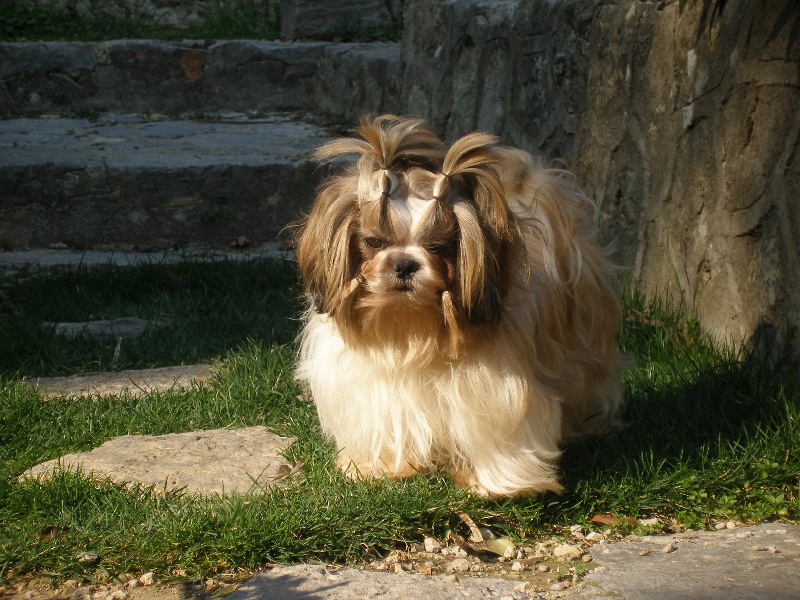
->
538, 564, 550, 572
582, 553, 593, 563
638, 518, 660, 527
76, 552, 99, 565
139, 573, 156, 586
446, 558, 471, 573
661, 542, 675, 553
639, 550, 650, 556
586, 532, 605, 542
393, 563, 405, 575
443, 574, 458, 583
550, 581, 569, 591
769, 546, 780, 554
553, 543, 583, 559
514, 582, 532, 593
511, 561, 524, 572
424, 537, 442, 553
726, 521, 737, 529
752, 546, 768, 552
125, 580, 141, 589
714, 522, 727, 531
109, 591, 127, 600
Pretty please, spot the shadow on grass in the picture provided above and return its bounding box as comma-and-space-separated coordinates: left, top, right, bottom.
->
549, 331, 799, 527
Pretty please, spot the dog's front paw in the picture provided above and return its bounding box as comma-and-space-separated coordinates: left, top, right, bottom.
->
449, 465, 563, 498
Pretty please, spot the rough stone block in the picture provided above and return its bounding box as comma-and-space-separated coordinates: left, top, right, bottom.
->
279, 0, 400, 41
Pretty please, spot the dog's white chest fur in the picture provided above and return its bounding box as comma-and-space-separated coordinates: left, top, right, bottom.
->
296, 309, 566, 497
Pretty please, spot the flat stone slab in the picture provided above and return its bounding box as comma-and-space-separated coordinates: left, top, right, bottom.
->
572, 523, 800, 599
0, 245, 290, 268
24, 364, 213, 398
229, 565, 525, 600
21, 426, 296, 496
42, 317, 154, 340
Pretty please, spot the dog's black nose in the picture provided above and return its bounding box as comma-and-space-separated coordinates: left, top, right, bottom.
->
393, 257, 420, 280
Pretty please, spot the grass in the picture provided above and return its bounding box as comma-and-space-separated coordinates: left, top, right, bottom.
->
0, 257, 798, 585
0, 0, 281, 42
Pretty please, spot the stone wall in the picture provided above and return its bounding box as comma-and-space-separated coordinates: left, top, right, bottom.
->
400, 0, 800, 361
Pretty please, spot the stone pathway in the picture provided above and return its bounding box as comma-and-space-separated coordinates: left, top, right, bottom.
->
572, 523, 800, 599
0, 244, 292, 280
22, 426, 296, 496
24, 364, 213, 398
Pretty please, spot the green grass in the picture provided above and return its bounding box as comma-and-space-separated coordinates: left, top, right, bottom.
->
0, 0, 280, 42
0, 258, 798, 585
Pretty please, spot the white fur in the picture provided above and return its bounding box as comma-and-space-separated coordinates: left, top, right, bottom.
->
296, 264, 573, 497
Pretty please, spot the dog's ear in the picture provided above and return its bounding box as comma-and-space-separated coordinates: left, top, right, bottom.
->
436, 133, 522, 326
296, 178, 360, 315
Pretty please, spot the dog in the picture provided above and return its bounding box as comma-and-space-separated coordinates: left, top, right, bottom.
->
295, 115, 624, 497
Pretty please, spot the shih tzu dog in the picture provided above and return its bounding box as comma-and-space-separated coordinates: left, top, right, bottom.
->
295, 115, 623, 497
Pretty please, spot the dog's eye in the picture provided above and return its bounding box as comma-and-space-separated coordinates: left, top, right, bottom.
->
426, 242, 453, 254
363, 237, 385, 250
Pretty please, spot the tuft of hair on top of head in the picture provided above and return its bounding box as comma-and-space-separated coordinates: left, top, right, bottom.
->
313, 115, 447, 229
313, 115, 446, 174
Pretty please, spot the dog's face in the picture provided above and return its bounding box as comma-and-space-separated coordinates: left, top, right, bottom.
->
297, 117, 523, 356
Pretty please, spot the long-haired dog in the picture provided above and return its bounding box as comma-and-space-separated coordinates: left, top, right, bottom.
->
295, 115, 623, 497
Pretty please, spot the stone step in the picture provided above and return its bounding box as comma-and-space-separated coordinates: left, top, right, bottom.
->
0, 113, 333, 250
0, 40, 399, 121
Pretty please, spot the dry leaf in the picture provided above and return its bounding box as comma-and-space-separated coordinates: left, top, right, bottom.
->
590, 515, 637, 527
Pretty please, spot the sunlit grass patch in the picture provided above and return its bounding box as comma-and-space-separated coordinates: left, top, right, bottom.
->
0, 258, 797, 585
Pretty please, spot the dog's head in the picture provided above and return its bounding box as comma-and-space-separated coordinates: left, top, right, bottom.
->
297, 116, 523, 356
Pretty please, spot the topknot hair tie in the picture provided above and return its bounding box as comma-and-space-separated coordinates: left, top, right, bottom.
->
432, 171, 450, 201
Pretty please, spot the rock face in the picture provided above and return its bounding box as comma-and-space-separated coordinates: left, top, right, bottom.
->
401, 0, 800, 360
